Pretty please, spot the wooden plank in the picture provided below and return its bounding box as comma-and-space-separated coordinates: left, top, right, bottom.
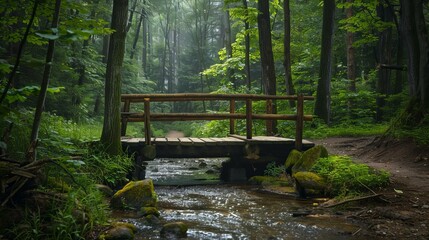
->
179, 138, 193, 146
199, 138, 217, 145
189, 138, 206, 146
221, 137, 246, 145
166, 138, 180, 145
154, 138, 168, 145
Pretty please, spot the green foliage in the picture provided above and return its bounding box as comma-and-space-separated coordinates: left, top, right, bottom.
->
310, 155, 390, 197
79, 146, 133, 188
264, 161, 286, 177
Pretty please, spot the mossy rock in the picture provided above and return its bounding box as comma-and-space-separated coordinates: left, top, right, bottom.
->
110, 179, 157, 210
292, 146, 328, 174
248, 176, 292, 187
99, 222, 136, 240
140, 206, 160, 217
294, 171, 327, 197
284, 149, 303, 174
160, 222, 188, 238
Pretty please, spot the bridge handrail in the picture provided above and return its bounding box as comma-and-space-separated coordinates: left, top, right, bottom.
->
120, 93, 314, 150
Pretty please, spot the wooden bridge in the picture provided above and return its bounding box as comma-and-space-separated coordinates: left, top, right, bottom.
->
120, 93, 314, 180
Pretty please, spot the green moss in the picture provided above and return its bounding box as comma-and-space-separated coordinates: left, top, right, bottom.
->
161, 222, 188, 238
310, 155, 390, 197
292, 145, 328, 174
248, 176, 292, 187
284, 149, 302, 173
140, 207, 160, 217
294, 172, 326, 190
111, 179, 158, 209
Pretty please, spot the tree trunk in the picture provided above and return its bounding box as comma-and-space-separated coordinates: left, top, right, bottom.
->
101, 0, 128, 156
243, 0, 251, 91
224, 8, 235, 89
0, 0, 39, 104
314, 0, 335, 124
257, 0, 277, 135
346, 0, 356, 92
142, 0, 148, 76
29, 0, 62, 161
283, 0, 295, 108
130, 8, 143, 59
375, 4, 394, 122
126, 0, 137, 32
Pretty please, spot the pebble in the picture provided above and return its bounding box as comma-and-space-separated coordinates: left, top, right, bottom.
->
421, 205, 429, 209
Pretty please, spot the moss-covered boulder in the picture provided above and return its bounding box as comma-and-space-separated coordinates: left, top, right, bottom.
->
110, 179, 157, 210
294, 171, 327, 197
160, 222, 188, 238
140, 206, 160, 217
292, 145, 328, 174
248, 176, 292, 187
99, 222, 137, 240
284, 149, 303, 174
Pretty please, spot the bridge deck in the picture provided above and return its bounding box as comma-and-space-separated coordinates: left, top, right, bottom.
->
121, 135, 314, 159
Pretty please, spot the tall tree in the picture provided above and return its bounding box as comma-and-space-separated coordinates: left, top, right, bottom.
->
400, 0, 429, 113
283, 0, 295, 107
101, 0, 129, 155
243, 0, 251, 91
314, 0, 335, 124
257, 0, 277, 134
29, 0, 62, 161
345, 0, 356, 92
375, 3, 394, 121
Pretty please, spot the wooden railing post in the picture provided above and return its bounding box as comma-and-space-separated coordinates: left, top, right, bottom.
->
295, 94, 304, 150
144, 98, 151, 145
266, 99, 273, 136
229, 99, 235, 134
246, 99, 252, 139
121, 99, 130, 136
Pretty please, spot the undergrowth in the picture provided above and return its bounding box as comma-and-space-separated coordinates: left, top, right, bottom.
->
310, 155, 390, 197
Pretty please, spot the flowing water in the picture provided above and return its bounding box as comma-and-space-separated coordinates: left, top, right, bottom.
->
115, 158, 362, 239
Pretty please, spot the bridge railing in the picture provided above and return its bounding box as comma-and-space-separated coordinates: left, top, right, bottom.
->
120, 93, 313, 150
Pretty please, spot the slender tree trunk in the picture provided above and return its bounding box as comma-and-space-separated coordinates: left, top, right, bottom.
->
101, 0, 128, 156
414, 1, 429, 110
346, 0, 356, 92
224, 8, 235, 89
314, 0, 335, 124
29, 0, 62, 161
283, 0, 295, 108
376, 4, 393, 121
0, 0, 39, 104
130, 8, 143, 59
142, 0, 148, 76
126, 0, 137, 32
243, 0, 251, 91
257, 0, 277, 135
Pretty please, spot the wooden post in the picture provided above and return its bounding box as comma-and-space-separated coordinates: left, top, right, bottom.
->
246, 99, 252, 139
121, 99, 130, 136
295, 94, 304, 150
144, 98, 151, 145
266, 99, 273, 136
229, 99, 235, 134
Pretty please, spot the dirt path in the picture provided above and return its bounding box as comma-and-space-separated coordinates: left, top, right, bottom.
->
312, 137, 429, 239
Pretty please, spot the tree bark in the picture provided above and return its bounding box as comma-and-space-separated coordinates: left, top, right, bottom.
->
257, 0, 277, 135
243, 0, 251, 91
224, 7, 235, 89
400, 0, 429, 112
314, 0, 335, 124
346, 0, 356, 92
375, 4, 394, 122
29, 0, 62, 161
283, 0, 295, 108
101, 0, 129, 156
130, 7, 144, 59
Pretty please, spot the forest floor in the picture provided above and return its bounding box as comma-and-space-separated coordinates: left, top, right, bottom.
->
313, 137, 429, 239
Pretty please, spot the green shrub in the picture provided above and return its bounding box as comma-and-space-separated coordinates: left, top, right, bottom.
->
310, 155, 390, 197
264, 161, 286, 177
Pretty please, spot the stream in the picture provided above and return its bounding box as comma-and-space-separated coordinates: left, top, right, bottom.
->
115, 158, 362, 239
